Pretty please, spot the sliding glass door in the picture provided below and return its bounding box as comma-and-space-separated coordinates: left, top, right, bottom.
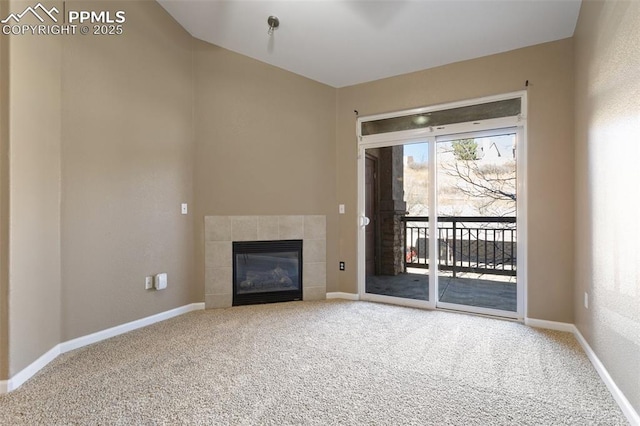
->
358, 93, 526, 318
434, 131, 518, 315
362, 142, 432, 306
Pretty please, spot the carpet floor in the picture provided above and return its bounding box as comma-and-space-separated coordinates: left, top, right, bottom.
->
0, 300, 628, 425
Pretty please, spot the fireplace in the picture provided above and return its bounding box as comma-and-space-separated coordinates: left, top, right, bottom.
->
232, 239, 303, 306
204, 215, 326, 309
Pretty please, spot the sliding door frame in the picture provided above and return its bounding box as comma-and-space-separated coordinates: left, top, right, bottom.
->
356, 91, 527, 320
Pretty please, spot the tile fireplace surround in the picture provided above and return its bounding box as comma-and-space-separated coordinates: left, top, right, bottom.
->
204, 215, 327, 309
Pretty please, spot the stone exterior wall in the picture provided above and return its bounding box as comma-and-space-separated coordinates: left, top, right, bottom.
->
378, 146, 406, 275
379, 211, 405, 275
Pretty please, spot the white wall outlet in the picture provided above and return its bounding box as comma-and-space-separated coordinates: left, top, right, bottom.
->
145, 276, 153, 290
584, 292, 589, 309
181, 203, 188, 215
154, 273, 168, 290
339, 204, 345, 214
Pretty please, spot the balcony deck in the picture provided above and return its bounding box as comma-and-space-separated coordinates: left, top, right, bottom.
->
365, 270, 516, 312
365, 216, 517, 312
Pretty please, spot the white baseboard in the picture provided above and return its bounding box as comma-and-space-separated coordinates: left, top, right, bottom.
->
6, 344, 62, 391
573, 327, 640, 426
524, 317, 575, 333
60, 302, 204, 353
1, 302, 205, 394
526, 317, 639, 425
326, 292, 360, 301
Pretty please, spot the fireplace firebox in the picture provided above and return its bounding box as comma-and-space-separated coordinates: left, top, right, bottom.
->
232, 240, 303, 306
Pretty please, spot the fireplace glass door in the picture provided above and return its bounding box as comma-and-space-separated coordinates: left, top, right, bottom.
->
233, 240, 303, 306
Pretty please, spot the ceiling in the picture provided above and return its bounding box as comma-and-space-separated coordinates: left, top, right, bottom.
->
157, 0, 582, 88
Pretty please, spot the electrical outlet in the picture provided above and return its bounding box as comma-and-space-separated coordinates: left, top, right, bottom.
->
339, 261, 345, 271
145, 276, 153, 290
584, 292, 589, 309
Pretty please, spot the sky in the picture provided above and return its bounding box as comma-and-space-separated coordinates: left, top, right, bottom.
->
404, 142, 428, 163
402, 135, 515, 164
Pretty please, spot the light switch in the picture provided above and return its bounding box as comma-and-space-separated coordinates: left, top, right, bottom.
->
181, 203, 188, 215
339, 204, 345, 214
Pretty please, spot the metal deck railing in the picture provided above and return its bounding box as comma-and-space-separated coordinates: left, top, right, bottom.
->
403, 216, 516, 277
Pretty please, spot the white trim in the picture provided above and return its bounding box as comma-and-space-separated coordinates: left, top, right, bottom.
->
357, 91, 527, 146
524, 317, 575, 333
60, 302, 204, 353
428, 135, 437, 309
516, 123, 527, 320
358, 91, 526, 124
7, 345, 61, 391
356, 144, 366, 299
0, 302, 205, 394
517, 317, 639, 424
326, 292, 360, 301
360, 292, 433, 310
573, 327, 640, 426
435, 126, 518, 143
360, 117, 520, 146
438, 301, 519, 320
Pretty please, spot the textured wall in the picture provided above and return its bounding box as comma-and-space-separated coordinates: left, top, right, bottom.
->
7, 0, 63, 376
574, 0, 640, 414
193, 40, 338, 295
60, 0, 196, 340
336, 39, 575, 322
0, 0, 10, 380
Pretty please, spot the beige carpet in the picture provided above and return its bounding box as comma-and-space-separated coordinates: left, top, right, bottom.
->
0, 300, 627, 425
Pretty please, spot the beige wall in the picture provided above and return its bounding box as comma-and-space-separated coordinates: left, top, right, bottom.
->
574, 0, 640, 413
336, 39, 575, 322
5, 5, 636, 417
2, 0, 197, 376
7, 1, 63, 375
0, 0, 9, 380
193, 40, 338, 295
3, 0, 338, 379
60, 1, 196, 340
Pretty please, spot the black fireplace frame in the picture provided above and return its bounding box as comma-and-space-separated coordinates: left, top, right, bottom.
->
232, 239, 303, 306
